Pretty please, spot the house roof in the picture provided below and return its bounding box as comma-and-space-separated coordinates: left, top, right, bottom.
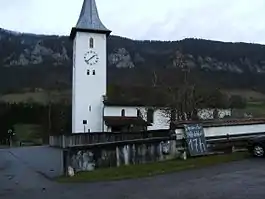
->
170, 118, 265, 129
104, 116, 151, 127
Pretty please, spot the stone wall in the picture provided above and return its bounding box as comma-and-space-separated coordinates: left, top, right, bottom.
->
66, 140, 178, 173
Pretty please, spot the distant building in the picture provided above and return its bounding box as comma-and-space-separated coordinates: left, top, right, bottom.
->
71, 0, 231, 133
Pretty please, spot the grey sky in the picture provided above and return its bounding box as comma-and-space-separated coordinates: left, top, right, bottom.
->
0, 0, 264, 44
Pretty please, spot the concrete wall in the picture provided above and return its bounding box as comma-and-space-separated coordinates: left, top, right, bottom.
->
66, 140, 178, 173
175, 123, 265, 138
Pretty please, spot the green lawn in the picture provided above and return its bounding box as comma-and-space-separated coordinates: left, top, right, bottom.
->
57, 152, 250, 183
0, 90, 71, 105
13, 124, 43, 145
244, 102, 265, 117
222, 89, 265, 101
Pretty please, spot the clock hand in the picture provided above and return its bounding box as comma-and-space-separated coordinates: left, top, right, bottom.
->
87, 55, 96, 62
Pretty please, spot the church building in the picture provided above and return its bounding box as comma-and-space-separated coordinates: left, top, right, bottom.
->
70, 0, 232, 134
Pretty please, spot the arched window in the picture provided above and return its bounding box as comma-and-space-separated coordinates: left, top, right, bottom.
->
121, 109, 125, 116
89, 37, 94, 48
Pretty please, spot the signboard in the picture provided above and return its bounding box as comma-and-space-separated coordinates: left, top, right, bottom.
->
184, 124, 208, 156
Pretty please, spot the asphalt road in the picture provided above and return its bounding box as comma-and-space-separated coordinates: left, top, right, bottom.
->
1, 147, 265, 199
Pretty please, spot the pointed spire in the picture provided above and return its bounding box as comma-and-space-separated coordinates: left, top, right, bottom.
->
70, 0, 111, 39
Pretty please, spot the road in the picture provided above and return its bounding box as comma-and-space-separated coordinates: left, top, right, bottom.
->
1, 147, 265, 199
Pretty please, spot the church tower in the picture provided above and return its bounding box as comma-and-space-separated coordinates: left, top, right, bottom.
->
70, 0, 111, 133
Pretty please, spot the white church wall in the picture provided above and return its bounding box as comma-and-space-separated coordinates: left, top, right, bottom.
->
103, 106, 170, 130
103, 106, 142, 132
72, 32, 107, 133
104, 106, 138, 117
138, 108, 170, 130
148, 109, 170, 130
103, 106, 232, 131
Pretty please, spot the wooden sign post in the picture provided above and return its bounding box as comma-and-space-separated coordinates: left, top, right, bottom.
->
184, 124, 208, 157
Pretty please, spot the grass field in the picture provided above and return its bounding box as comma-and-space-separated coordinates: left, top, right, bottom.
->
222, 89, 265, 102
1, 89, 265, 117
0, 90, 71, 104
243, 101, 265, 117
1, 89, 265, 104
0, 92, 49, 104
14, 124, 43, 144
57, 152, 249, 183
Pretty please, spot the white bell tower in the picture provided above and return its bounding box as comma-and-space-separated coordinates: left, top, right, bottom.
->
70, 0, 111, 133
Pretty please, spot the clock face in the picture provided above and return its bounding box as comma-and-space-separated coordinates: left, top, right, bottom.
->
84, 50, 99, 65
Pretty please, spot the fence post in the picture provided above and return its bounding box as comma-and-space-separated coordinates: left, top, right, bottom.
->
62, 135, 66, 148
226, 133, 232, 153
48, 136, 50, 146
123, 145, 129, 165
63, 149, 68, 176
116, 146, 120, 167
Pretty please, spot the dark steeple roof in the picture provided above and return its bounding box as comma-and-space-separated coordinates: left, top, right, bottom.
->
70, 0, 111, 39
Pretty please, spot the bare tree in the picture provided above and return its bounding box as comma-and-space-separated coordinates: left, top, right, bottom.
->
152, 70, 158, 87
157, 50, 207, 123
160, 84, 207, 123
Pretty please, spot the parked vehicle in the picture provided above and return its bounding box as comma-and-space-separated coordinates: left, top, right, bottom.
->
247, 135, 265, 157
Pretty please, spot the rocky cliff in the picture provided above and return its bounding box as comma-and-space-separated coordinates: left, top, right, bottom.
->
1, 28, 265, 93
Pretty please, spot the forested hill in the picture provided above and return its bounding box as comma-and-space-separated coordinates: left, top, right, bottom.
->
1, 27, 265, 93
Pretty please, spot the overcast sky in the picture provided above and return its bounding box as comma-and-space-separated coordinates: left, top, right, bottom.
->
0, 0, 264, 44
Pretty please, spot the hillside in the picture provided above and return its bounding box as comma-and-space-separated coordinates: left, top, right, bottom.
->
1, 28, 265, 94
